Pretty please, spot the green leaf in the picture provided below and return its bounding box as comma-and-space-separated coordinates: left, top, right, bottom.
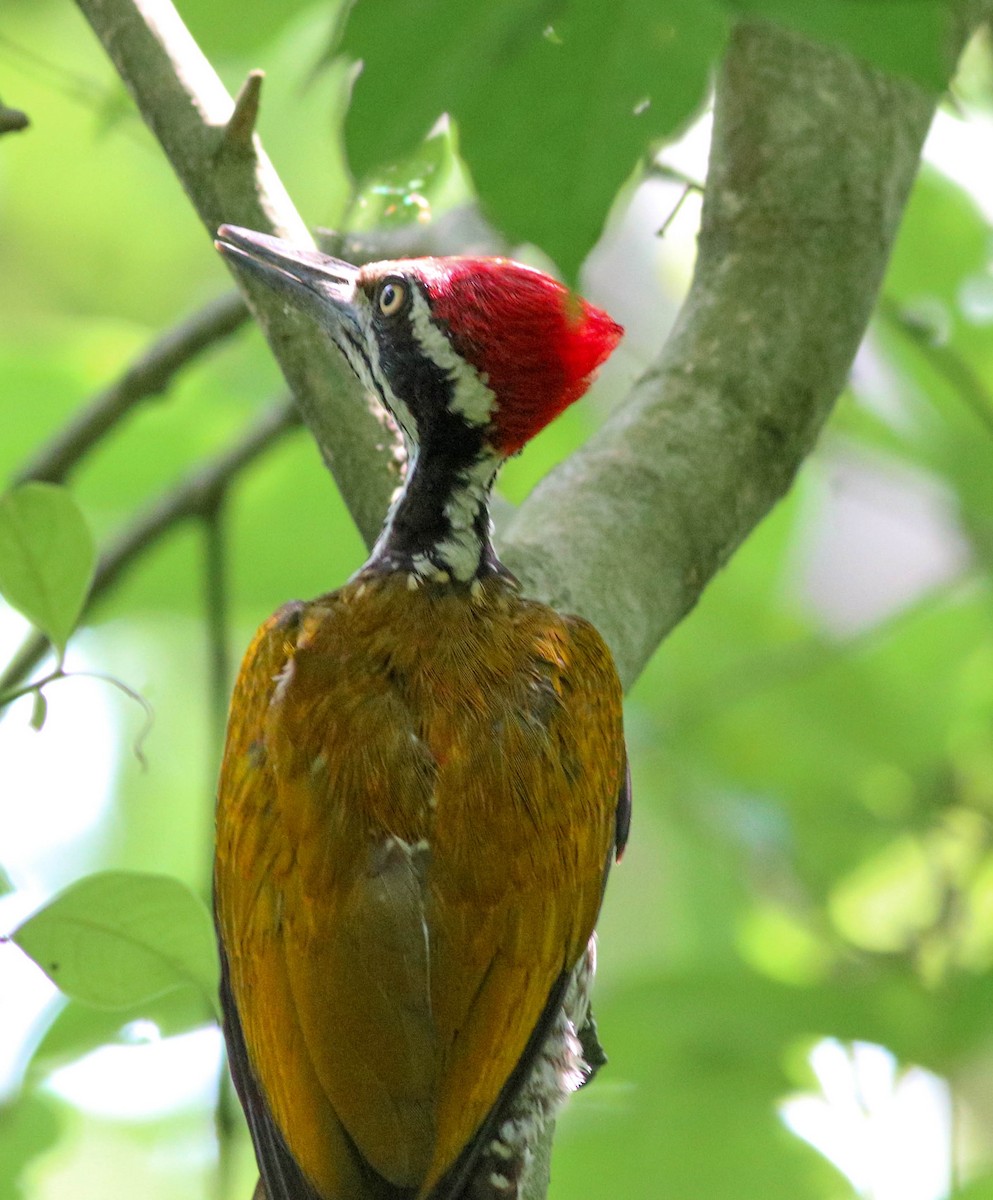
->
0, 863, 13, 897
723, 0, 956, 91
0, 483, 96, 656
347, 130, 468, 235
886, 168, 991, 307
12, 871, 220, 1016
336, 0, 727, 277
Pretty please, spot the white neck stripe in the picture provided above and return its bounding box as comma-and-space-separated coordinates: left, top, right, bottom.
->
407, 287, 497, 427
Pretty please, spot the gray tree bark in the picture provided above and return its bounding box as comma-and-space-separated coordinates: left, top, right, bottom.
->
503, 20, 970, 686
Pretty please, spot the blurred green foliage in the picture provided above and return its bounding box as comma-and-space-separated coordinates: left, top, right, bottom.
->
336, 0, 725, 276
2, 1, 993, 1199
336, 0, 962, 276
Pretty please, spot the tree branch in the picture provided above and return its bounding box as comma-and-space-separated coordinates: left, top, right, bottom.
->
13, 291, 249, 486
73, 0, 980, 695
74, 0, 399, 547
64, 6, 987, 1200
12, 201, 508, 491
501, 20, 968, 688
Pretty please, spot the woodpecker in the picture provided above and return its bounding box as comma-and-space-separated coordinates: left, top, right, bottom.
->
213, 224, 630, 1200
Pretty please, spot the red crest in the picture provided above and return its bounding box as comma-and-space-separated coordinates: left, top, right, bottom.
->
410, 258, 624, 454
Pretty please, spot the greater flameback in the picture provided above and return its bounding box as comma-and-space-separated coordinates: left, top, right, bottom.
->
213, 225, 630, 1200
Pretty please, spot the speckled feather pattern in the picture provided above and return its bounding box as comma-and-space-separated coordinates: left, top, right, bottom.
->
215, 570, 626, 1200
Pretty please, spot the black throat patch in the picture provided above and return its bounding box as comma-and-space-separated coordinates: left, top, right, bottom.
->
368, 291, 501, 581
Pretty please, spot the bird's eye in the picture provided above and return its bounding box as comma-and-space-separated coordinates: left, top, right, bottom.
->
378, 280, 407, 317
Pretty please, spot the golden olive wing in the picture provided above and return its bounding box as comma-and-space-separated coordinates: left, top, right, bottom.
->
217, 599, 443, 1195
419, 610, 625, 1193
215, 604, 378, 1200
215, 585, 626, 1199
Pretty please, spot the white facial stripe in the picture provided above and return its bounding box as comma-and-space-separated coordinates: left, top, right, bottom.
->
434, 528, 484, 582
367, 450, 498, 584
407, 286, 496, 426
341, 303, 419, 444
337, 337, 377, 396
377, 378, 416, 445
348, 275, 502, 585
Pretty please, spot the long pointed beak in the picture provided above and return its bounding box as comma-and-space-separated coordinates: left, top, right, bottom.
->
215, 225, 361, 337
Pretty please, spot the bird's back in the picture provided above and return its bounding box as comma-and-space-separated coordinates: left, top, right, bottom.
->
215, 570, 625, 1200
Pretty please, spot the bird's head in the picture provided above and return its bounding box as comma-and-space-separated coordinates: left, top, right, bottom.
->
215, 226, 622, 459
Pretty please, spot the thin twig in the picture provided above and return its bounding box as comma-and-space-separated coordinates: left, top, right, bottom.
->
13, 291, 249, 486
656, 183, 697, 239
0, 664, 154, 767
644, 161, 706, 192
0, 32, 110, 113
645, 161, 705, 238
877, 295, 993, 441
0, 399, 301, 696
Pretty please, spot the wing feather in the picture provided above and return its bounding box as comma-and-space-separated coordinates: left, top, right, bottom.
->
219, 941, 325, 1200
214, 580, 627, 1199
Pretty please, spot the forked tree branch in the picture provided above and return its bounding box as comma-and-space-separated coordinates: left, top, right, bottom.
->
74, 0, 984, 690
67, 3, 988, 1199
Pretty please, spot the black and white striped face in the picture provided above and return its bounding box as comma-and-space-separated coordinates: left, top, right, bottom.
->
332, 264, 509, 582
217, 225, 623, 582
215, 226, 506, 583
214, 226, 498, 458
325, 262, 505, 470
